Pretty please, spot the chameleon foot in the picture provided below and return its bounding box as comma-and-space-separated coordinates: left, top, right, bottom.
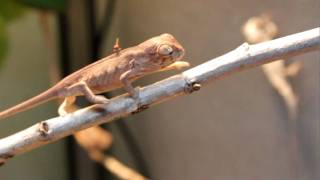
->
131, 87, 140, 100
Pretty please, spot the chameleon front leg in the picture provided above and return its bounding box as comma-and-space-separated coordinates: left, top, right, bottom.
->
120, 70, 140, 99
119, 61, 189, 99
67, 81, 110, 104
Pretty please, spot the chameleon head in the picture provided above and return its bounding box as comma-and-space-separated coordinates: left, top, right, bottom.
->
242, 14, 278, 43
155, 33, 185, 62
139, 33, 185, 67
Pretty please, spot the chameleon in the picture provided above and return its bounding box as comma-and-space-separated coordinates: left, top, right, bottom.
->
0, 33, 190, 120
242, 15, 303, 176
242, 14, 301, 120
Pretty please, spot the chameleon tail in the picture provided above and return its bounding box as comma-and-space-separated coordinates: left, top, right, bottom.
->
0, 88, 58, 120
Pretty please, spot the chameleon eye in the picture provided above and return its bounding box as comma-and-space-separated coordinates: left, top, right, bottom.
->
158, 44, 173, 56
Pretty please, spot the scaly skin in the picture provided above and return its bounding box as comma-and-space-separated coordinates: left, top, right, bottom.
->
0, 33, 190, 119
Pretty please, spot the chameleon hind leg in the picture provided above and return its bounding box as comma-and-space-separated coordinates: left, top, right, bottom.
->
59, 81, 110, 116
66, 81, 110, 104
58, 96, 77, 116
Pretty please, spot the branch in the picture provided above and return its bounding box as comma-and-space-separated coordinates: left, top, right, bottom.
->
0, 27, 319, 165
74, 126, 149, 180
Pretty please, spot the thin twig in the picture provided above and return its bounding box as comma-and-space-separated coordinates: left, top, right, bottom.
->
74, 125, 149, 180
67, 102, 148, 179
0, 27, 319, 165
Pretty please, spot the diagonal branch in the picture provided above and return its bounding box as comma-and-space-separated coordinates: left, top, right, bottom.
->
0, 27, 319, 165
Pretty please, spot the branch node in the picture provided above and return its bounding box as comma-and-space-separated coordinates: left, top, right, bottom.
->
38, 121, 50, 138
239, 42, 250, 51
185, 80, 202, 94
192, 83, 202, 91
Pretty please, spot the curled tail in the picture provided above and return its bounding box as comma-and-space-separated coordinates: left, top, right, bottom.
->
0, 88, 58, 120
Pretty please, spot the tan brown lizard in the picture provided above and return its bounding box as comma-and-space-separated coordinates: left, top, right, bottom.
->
0, 33, 190, 120
242, 14, 301, 120
242, 15, 303, 177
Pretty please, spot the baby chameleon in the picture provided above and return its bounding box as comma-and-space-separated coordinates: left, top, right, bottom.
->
0, 33, 190, 119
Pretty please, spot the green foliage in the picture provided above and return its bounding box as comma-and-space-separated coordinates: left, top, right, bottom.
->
0, 0, 26, 69
17, 0, 66, 11
0, 0, 26, 22
0, 0, 66, 69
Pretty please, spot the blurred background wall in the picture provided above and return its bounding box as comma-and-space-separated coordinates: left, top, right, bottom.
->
0, 0, 319, 180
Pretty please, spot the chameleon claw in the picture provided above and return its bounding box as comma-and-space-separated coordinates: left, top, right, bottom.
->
131, 87, 140, 100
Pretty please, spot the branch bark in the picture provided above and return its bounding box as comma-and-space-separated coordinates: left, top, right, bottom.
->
0, 27, 319, 165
